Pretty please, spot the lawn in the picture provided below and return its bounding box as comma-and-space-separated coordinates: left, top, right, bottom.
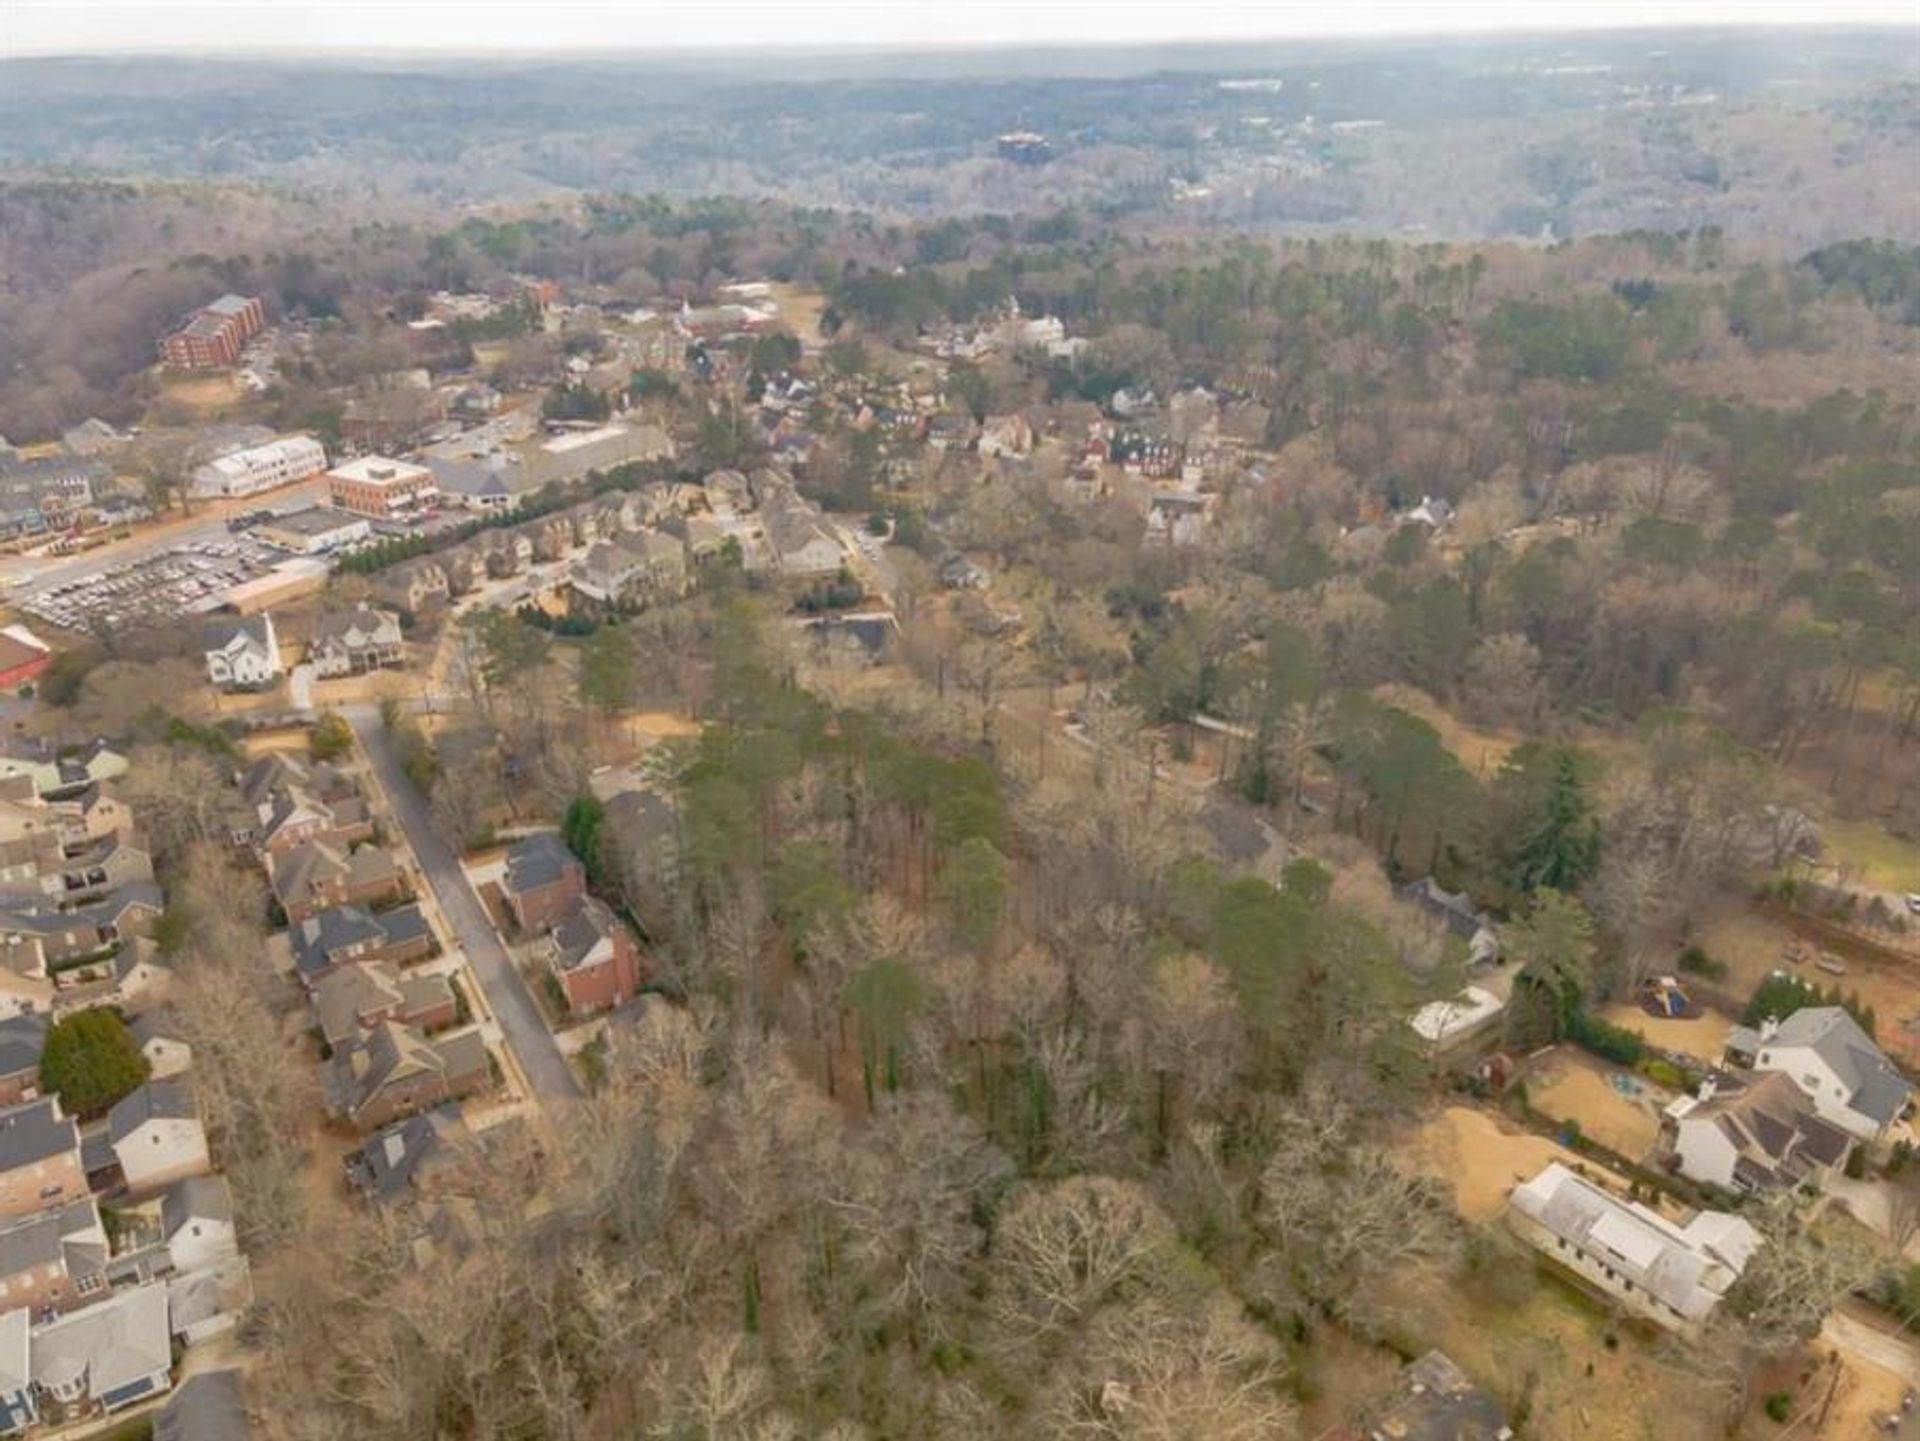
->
1821, 817, 1920, 893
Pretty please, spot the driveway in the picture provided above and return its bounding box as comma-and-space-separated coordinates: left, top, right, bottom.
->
344, 707, 582, 1103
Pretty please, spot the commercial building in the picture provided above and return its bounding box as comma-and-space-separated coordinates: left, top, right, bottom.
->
158, 294, 265, 370
326, 457, 437, 519
190, 435, 328, 500
254, 507, 371, 556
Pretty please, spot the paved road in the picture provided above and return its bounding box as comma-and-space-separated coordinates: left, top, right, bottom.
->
345, 706, 582, 1102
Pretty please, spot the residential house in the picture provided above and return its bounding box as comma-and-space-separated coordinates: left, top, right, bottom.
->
763, 502, 844, 579
312, 962, 456, 1051
268, 841, 402, 923
1729, 1007, 1912, 1143
925, 413, 979, 452
1662, 1068, 1853, 1194
0, 456, 104, 540
545, 897, 644, 1018
290, 903, 432, 991
937, 553, 989, 590
0, 1021, 44, 1108
108, 1082, 210, 1194
129, 1015, 191, 1081
1401, 495, 1457, 531
0, 1308, 31, 1434
1396, 876, 1500, 966
978, 413, 1035, 459
0, 1099, 83, 1219
200, 614, 282, 691
308, 606, 405, 679
601, 786, 677, 927
28, 1280, 173, 1414
0, 883, 164, 980
325, 1022, 492, 1131
49, 937, 171, 1012
500, 833, 585, 934
164, 1255, 252, 1347
0, 1200, 108, 1315
429, 458, 520, 514
1143, 490, 1214, 547
569, 530, 690, 611
1362, 1350, 1512, 1441
345, 1104, 471, 1204
371, 559, 452, 617
160, 1175, 238, 1277
238, 754, 368, 847
0, 741, 128, 805
155, 1368, 251, 1441
1507, 1161, 1759, 1334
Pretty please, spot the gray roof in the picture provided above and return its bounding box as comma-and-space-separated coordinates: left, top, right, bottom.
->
550, 897, 618, 972
503, 832, 576, 896
291, 903, 387, 982
200, 615, 272, 655
346, 1103, 468, 1202
156, 1368, 251, 1441
0, 1014, 47, 1077
1766, 1007, 1911, 1125
0, 1199, 99, 1284
108, 1081, 198, 1145
161, 1175, 234, 1239
310, 605, 401, 648
0, 1307, 26, 1397
0, 1096, 77, 1172
28, 1279, 172, 1402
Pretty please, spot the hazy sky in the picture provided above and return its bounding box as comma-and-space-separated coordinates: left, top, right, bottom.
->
5, 0, 1913, 58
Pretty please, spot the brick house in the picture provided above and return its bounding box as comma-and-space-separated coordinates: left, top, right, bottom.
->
544, 897, 643, 1018
325, 1022, 491, 1131
0, 1097, 86, 1219
499, 834, 585, 934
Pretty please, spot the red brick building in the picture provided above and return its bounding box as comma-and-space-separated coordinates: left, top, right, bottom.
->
545, 896, 643, 1017
500, 832, 585, 934
158, 295, 265, 370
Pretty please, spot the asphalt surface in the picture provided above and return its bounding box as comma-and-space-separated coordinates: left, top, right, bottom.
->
345, 706, 583, 1102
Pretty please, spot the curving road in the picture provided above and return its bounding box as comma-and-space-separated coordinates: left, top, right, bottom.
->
345, 706, 582, 1102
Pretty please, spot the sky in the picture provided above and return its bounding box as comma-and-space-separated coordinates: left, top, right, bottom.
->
4, 0, 1914, 58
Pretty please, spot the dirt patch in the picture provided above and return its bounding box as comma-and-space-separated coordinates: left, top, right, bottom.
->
627, 710, 702, 742
154, 371, 243, 414
1404, 1104, 1587, 1221
241, 725, 314, 758
1596, 1001, 1733, 1066
1527, 1048, 1667, 1160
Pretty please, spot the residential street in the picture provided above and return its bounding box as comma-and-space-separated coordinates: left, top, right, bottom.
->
344, 706, 583, 1102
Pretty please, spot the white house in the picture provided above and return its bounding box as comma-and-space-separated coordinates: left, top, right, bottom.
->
307, 606, 404, 678
1734, 1007, 1911, 1143
108, 1081, 210, 1195
161, 1176, 237, 1277
1662, 1068, 1853, 1193
200, 614, 281, 691
130, 1015, 192, 1081
190, 435, 327, 499
1507, 1162, 1759, 1335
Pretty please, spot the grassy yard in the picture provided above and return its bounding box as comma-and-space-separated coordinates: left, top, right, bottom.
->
1821, 817, 1920, 893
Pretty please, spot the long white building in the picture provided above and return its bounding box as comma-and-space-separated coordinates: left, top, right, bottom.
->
1507, 1162, 1759, 1334
191, 435, 328, 499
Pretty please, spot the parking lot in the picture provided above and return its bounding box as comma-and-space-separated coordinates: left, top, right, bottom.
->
20, 536, 283, 634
